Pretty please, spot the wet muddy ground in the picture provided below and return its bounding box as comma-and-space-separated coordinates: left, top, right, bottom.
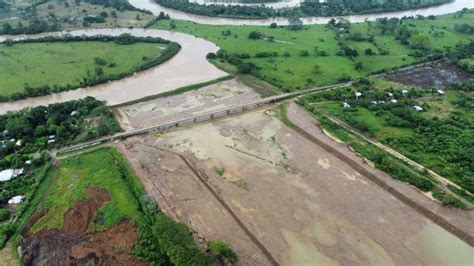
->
118, 106, 474, 265
115, 78, 262, 130
20, 187, 145, 266
384, 63, 471, 89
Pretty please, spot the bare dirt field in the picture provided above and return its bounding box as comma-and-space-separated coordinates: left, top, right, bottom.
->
114, 78, 262, 130
384, 63, 471, 89
20, 187, 145, 266
118, 106, 474, 266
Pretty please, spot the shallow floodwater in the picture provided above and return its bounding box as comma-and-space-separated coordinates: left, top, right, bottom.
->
128, 0, 474, 25
0, 28, 226, 114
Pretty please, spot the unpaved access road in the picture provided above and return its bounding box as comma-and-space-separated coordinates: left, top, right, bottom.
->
118, 106, 474, 266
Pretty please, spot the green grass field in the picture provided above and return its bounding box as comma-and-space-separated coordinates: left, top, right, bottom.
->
0, 41, 167, 96
151, 11, 473, 91
29, 148, 145, 233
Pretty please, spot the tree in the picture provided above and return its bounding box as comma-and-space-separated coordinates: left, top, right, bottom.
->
355, 62, 363, 71
365, 48, 374, 56
288, 16, 303, 31
409, 34, 431, 50
169, 20, 176, 29
269, 22, 277, 28
248, 31, 262, 40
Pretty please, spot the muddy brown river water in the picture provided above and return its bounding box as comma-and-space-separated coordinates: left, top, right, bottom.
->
0, 28, 226, 114
129, 0, 474, 25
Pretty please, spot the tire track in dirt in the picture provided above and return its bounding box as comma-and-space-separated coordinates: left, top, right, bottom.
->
165, 149, 280, 266
285, 103, 474, 247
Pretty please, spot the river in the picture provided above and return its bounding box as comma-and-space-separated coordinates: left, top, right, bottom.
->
0, 0, 472, 113
128, 0, 474, 25
0, 29, 226, 114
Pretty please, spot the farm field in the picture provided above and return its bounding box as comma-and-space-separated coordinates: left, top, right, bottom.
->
298, 74, 474, 200
151, 10, 473, 91
0, 41, 168, 97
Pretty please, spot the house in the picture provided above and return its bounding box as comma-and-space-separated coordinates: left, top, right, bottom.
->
355, 92, 362, 98
413, 105, 423, 112
8, 195, 24, 204
48, 135, 56, 139
378, 101, 385, 104
71, 110, 78, 116
402, 90, 408, 95
48, 139, 56, 144
0, 168, 24, 182
371, 101, 378, 105
25, 160, 32, 165
342, 102, 351, 108
387, 92, 393, 97
15, 140, 22, 147
437, 89, 445, 95
391, 99, 398, 103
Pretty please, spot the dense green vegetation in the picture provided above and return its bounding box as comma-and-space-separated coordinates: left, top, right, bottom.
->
0, 34, 180, 101
0, 97, 122, 249
153, 10, 473, 92
155, 0, 452, 19
298, 78, 473, 200
0, 0, 154, 34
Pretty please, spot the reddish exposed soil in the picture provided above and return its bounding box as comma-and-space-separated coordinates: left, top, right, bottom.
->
20, 187, 146, 266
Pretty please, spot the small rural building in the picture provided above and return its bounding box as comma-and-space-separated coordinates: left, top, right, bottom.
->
413, 105, 423, 112
342, 102, 351, 108
355, 92, 362, 98
15, 140, 22, 147
437, 89, 445, 95
387, 92, 393, 97
8, 195, 25, 205
402, 90, 408, 95
391, 99, 398, 103
0, 168, 24, 182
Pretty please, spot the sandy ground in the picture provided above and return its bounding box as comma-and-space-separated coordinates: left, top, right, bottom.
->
118, 106, 474, 266
384, 63, 471, 89
115, 78, 262, 130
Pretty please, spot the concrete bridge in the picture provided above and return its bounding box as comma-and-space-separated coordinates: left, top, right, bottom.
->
55, 82, 351, 154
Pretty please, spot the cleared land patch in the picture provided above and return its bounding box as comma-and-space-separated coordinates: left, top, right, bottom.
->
119, 108, 474, 265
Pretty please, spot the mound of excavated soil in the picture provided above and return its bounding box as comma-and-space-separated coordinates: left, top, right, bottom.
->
20, 187, 146, 266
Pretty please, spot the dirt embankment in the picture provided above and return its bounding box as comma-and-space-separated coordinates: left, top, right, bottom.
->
20, 187, 145, 266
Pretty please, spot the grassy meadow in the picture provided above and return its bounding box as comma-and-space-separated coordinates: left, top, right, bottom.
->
152, 10, 473, 92
0, 41, 167, 96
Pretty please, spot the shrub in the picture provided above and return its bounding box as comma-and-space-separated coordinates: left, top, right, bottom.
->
207, 240, 238, 264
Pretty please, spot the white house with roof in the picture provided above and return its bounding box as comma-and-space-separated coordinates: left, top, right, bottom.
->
0, 168, 24, 182
437, 89, 445, 95
342, 102, 351, 108
8, 195, 24, 204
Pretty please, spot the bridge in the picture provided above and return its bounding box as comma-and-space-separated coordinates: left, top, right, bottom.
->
55, 82, 352, 154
